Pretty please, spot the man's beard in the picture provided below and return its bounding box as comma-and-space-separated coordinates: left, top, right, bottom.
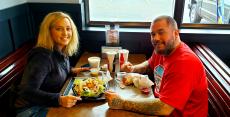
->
153, 38, 175, 55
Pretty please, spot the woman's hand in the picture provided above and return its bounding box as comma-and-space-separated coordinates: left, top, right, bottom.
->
105, 90, 124, 110
71, 67, 90, 74
59, 95, 82, 108
120, 62, 134, 73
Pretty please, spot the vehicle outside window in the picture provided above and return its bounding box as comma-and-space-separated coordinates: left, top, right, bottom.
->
187, 0, 230, 24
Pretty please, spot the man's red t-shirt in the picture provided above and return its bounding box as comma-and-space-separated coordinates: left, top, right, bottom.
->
148, 42, 208, 117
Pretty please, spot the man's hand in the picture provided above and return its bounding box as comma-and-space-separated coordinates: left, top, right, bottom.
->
105, 90, 124, 110
120, 62, 134, 72
59, 95, 82, 108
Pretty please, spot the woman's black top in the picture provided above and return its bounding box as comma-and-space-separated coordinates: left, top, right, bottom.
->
16, 47, 70, 108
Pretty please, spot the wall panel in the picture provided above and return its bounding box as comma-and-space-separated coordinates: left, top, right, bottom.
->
0, 3, 34, 59
11, 15, 31, 48
0, 21, 14, 59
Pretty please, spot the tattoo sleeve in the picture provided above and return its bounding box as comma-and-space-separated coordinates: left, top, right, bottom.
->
109, 98, 124, 109
122, 98, 174, 116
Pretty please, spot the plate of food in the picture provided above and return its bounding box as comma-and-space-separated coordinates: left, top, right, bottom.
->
62, 77, 109, 101
116, 72, 154, 95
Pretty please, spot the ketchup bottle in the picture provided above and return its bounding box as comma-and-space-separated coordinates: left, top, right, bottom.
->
120, 53, 124, 69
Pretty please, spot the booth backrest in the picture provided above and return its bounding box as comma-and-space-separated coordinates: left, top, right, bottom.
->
0, 42, 33, 117
192, 43, 230, 117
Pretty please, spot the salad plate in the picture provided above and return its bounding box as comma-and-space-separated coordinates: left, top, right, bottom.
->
62, 77, 109, 101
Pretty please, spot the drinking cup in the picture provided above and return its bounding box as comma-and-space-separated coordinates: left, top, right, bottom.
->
88, 57, 101, 69
119, 49, 129, 63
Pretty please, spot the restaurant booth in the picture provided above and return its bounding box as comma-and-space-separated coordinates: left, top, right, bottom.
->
0, 0, 229, 117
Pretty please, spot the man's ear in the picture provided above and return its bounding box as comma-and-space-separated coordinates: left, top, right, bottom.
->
174, 30, 179, 38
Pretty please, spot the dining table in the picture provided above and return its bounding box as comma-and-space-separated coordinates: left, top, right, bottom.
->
47, 52, 157, 117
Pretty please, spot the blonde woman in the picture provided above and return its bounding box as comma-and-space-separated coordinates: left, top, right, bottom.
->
15, 12, 88, 117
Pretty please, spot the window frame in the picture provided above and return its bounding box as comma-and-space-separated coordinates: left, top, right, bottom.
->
83, 0, 230, 29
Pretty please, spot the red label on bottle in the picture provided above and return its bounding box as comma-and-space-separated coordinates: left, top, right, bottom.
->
120, 53, 124, 68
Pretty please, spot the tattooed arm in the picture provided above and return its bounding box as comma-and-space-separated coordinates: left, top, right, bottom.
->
105, 91, 174, 116
122, 98, 174, 116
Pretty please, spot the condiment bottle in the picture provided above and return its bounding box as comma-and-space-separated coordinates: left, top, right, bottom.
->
120, 53, 124, 69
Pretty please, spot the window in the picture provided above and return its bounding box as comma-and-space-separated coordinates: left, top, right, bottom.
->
84, 0, 176, 27
181, 0, 230, 29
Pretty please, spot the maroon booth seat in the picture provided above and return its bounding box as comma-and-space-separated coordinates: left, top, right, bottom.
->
0, 42, 33, 117
192, 43, 230, 117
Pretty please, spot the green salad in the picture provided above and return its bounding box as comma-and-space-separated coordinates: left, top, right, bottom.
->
72, 78, 106, 97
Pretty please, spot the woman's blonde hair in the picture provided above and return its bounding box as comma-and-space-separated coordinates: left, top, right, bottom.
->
36, 11, 79, 56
